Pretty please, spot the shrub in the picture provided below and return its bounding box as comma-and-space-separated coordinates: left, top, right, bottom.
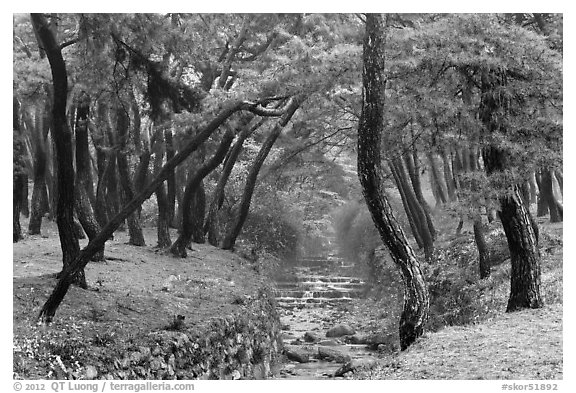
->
238, 210, 301, 260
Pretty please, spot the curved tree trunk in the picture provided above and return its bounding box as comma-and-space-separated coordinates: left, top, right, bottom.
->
31, 14, 85, 288
359, 14, 428, 350
38, 98, 263, 322
499, 186, 543, 311
170, 129, 234, 257
221, 96, 303, 250
480, 68, 542, 312
204, 116, 262, 246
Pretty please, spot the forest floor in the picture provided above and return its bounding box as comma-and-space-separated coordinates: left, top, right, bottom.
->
13, 219, 271, 379
13, 216, 563, 380
352, 219, 563, 380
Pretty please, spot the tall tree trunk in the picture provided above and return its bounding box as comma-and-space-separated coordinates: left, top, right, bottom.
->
21, 177, 30, 218
39, 98, 270, 322
164, 128, 176, 226
74, 93, 104, 261
540, 168, 562, 223
204, 116, 262, 246
404, 151, 436, 242
427, 152, 448, 205
45, 143, 57, 221
499, 186, 543, 311
14, 95, 26, 242
105, 147, 122, 223
154, 139, 171, 248
190, 181, 206, 244
170, 129, 234, 257
133, 150, 151, 217
389, 160, 424, 249
358, 14, 428, 350
554, 170, 562, 194
221, 96, 303, 250
535, 170, 549, 217
528, 170, 539, 205
29, 101, 50, 235
480, 68, 542, 312
440, 147, 457, 202
116, 104, 146, 246
31, 14, 86, 288
94, 148, 112, 229
474, 216, 490, 279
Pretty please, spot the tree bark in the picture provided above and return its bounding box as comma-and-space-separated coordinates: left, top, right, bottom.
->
31, 14, 86, 288
38, 98, 293, 322
221, 96, 303, 250
190, 181, 206, 244
540, 168, 562, 222
116, 104, 146, 246
389, 160, 424, 249
499, 187, 543, 311
358, 14, 428, 350
440, 147, 457, 202
153, 136, 172, 248
427, 152, 448, 205
535, 170, 548, 217
404, 151, 436, 242
474, 216, 491, 279
14, 95, 27, 242
170, 129, 234, 257
74, 93, 105, 261
479, 67, 542, 312
28, 101, 50, 235
204, 116, 263, 246
21, 176, 30, 218
554, 169, 562, 194
164, 128, 177, 225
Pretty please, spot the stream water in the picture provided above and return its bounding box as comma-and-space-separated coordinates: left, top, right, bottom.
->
272, 254, 379, 379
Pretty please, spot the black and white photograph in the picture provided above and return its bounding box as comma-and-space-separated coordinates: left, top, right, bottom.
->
10, 8, 567, 390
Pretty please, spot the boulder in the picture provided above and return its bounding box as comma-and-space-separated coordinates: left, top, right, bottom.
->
344, 334, 368, 345
303, 331, 321, 342
326, 324, 355, 338
366, 333, 397, 350
334, 359, 377, 377
284, 346, 312, 363
317, 346, 351, 363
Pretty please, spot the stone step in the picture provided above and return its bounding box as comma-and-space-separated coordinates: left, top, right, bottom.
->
275, 290, 364, 299
275, 282, 365, 290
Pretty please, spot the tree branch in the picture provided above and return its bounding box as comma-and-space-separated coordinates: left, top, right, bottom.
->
60, 37, 79, 50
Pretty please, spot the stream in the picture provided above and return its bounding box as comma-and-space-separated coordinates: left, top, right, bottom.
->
272, 254, 380, 379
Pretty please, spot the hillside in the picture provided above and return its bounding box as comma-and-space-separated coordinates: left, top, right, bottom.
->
351, 220, 563, 380
13, 222, 277, 379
